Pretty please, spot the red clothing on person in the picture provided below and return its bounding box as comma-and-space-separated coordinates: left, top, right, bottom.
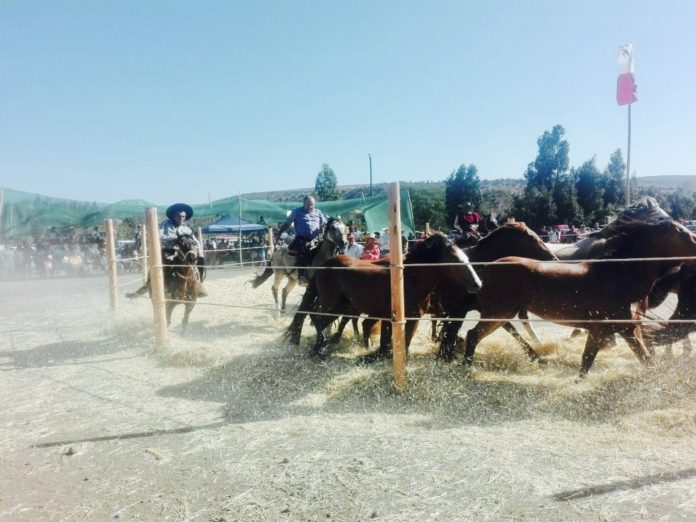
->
455, 211, 482, 234
360, 243, 381, 261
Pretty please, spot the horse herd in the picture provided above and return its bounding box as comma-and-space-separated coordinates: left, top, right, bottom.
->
160, 198, 696, 378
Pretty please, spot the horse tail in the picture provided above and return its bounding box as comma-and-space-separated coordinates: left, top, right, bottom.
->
250, 267, 274, 288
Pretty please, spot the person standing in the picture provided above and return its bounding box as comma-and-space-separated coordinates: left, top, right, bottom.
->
345, 233, 364, 258
360, 233, 381, 261
276, 195, 327, 282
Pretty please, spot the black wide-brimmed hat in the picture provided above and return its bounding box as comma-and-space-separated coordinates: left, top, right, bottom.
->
166, 203, 194, 221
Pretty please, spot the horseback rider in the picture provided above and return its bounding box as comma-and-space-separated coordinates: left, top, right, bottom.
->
276, 195, 327, 284
126, 203, 208, 299
454, 201, 483, 241
160, 203, 208, 297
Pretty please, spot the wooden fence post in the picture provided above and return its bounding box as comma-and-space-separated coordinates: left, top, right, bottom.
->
105, 219, 118, 311
389, 182, 407, 393
425, 222, 431, 236
267, 226, 275, 259
140, 223, 148, 283
146, 208, 168, 349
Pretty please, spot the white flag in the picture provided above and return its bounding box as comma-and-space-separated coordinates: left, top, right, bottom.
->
617, 44, 635, 74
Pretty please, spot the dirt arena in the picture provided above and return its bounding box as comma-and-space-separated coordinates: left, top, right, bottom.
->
2, 267, 696, 521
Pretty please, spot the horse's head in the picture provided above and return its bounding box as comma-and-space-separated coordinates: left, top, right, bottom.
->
175, 234, 198, 264
406, 232, 482, 293
603, 218, 696, 258
472, 222, 556, 261
323, 217, 348, 253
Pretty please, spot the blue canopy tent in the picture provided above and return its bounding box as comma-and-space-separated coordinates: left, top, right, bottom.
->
202, 215, 267, 234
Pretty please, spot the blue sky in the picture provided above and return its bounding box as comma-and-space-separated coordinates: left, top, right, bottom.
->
1, 0, 695, 204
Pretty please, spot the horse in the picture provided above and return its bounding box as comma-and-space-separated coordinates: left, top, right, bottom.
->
550, 197, 696, 356
152, 235, 202, 330
126, 234, 203, 330
251, 217, 348, 316
250, 246, 301, 314
463, 219, 696, 377
327, 222, 557, 354
308, 233, 483, 357
436, 221, 558, 360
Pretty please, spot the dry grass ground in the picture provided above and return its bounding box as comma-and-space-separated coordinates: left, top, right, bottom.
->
1, 267, 696, 521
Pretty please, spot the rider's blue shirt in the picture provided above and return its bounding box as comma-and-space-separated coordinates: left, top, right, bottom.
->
285, 207, 327, 240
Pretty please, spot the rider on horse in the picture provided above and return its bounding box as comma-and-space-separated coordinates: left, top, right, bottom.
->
454, 202, 483, 243
160, 203, 208, 297
276, 195, 327, 284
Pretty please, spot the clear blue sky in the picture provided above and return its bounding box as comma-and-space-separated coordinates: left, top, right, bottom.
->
2, 0, 695, 204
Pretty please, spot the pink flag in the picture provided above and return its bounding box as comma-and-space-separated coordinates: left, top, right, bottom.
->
617, 73, 637, 105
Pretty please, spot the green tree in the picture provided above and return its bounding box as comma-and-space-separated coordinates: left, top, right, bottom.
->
525, 125, 569, 191
603, 149, 626, 207
445, 164, 481, 226
665, 192, 696, 219
408, 184, 447, 230
314, 163, 341, 201
574, 158, 604, 224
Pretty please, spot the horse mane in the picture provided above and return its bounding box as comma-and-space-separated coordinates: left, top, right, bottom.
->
598, 219, 676, 259
404, 232, 452, 264
477, 221, 535, 245
591, 196, 672, 241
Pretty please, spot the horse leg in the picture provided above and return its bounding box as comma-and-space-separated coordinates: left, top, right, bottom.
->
502, 321, 540, 361
431, 319, 439, 342
518, 310, 542, 346
310, 313, 335, 357
438, 320, 463, 362
330, 316, 352, 344
616, 325, 653, 365
182, 303, 194, 332
463, 320, 507, 366
361, 318, 379, 350
351, 317, 360, 338
286, 288, 316, 345
165, 302, 174, 327
579, 327, 613, 377
282, 277, 298, 314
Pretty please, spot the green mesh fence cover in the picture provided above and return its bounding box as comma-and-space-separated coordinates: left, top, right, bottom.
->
0, 187, 414, 239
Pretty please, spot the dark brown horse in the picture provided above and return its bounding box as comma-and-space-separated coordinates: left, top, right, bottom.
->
464, 220, 696, 377
309, 233, 483, 357
436, 221, 558, 360
163, 235, 202, 330
551, 197, 696, 355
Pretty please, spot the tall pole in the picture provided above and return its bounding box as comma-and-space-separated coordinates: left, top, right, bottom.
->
369, 154, 373, 197
388, 182, 406, 393
0, 185, 4, 242
146, 207, 168, 350
105, 219, 119, 311
626, 104, 632, 207
238, 193, 243, 265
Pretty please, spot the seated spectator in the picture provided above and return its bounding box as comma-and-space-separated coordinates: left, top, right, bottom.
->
360, 233, 381, 261
345, 233, 364, 258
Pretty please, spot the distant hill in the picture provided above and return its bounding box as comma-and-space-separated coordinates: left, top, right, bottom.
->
636, 175, 696, 191
227, 179, 524, 204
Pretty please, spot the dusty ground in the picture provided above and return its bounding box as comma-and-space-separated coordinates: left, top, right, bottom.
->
1, 267, 696, 521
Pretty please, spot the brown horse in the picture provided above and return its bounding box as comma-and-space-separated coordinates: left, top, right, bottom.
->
464, 220, 696, 377
329, 222, 557, 352
436, 221, 558, 360
309, 233, 482, 357
163, 235, 202, 330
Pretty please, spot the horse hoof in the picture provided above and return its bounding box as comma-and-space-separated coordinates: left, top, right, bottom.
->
355, 351, 388, 365
311, 345, 329, 359
537, 357, 548, 365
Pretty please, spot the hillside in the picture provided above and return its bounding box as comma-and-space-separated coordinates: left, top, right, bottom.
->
636, 175, 696, 191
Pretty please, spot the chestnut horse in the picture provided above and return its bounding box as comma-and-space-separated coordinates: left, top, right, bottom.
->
309, 233, 482, 357
329, 222, 557, 353
436, 221, 558, 360
464, 219, 696, 377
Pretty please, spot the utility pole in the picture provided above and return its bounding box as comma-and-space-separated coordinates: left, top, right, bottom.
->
369, 154, 373, 197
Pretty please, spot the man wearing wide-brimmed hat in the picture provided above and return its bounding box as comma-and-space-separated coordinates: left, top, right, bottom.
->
159, 203, 207, 296
454, 201, 482, 241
